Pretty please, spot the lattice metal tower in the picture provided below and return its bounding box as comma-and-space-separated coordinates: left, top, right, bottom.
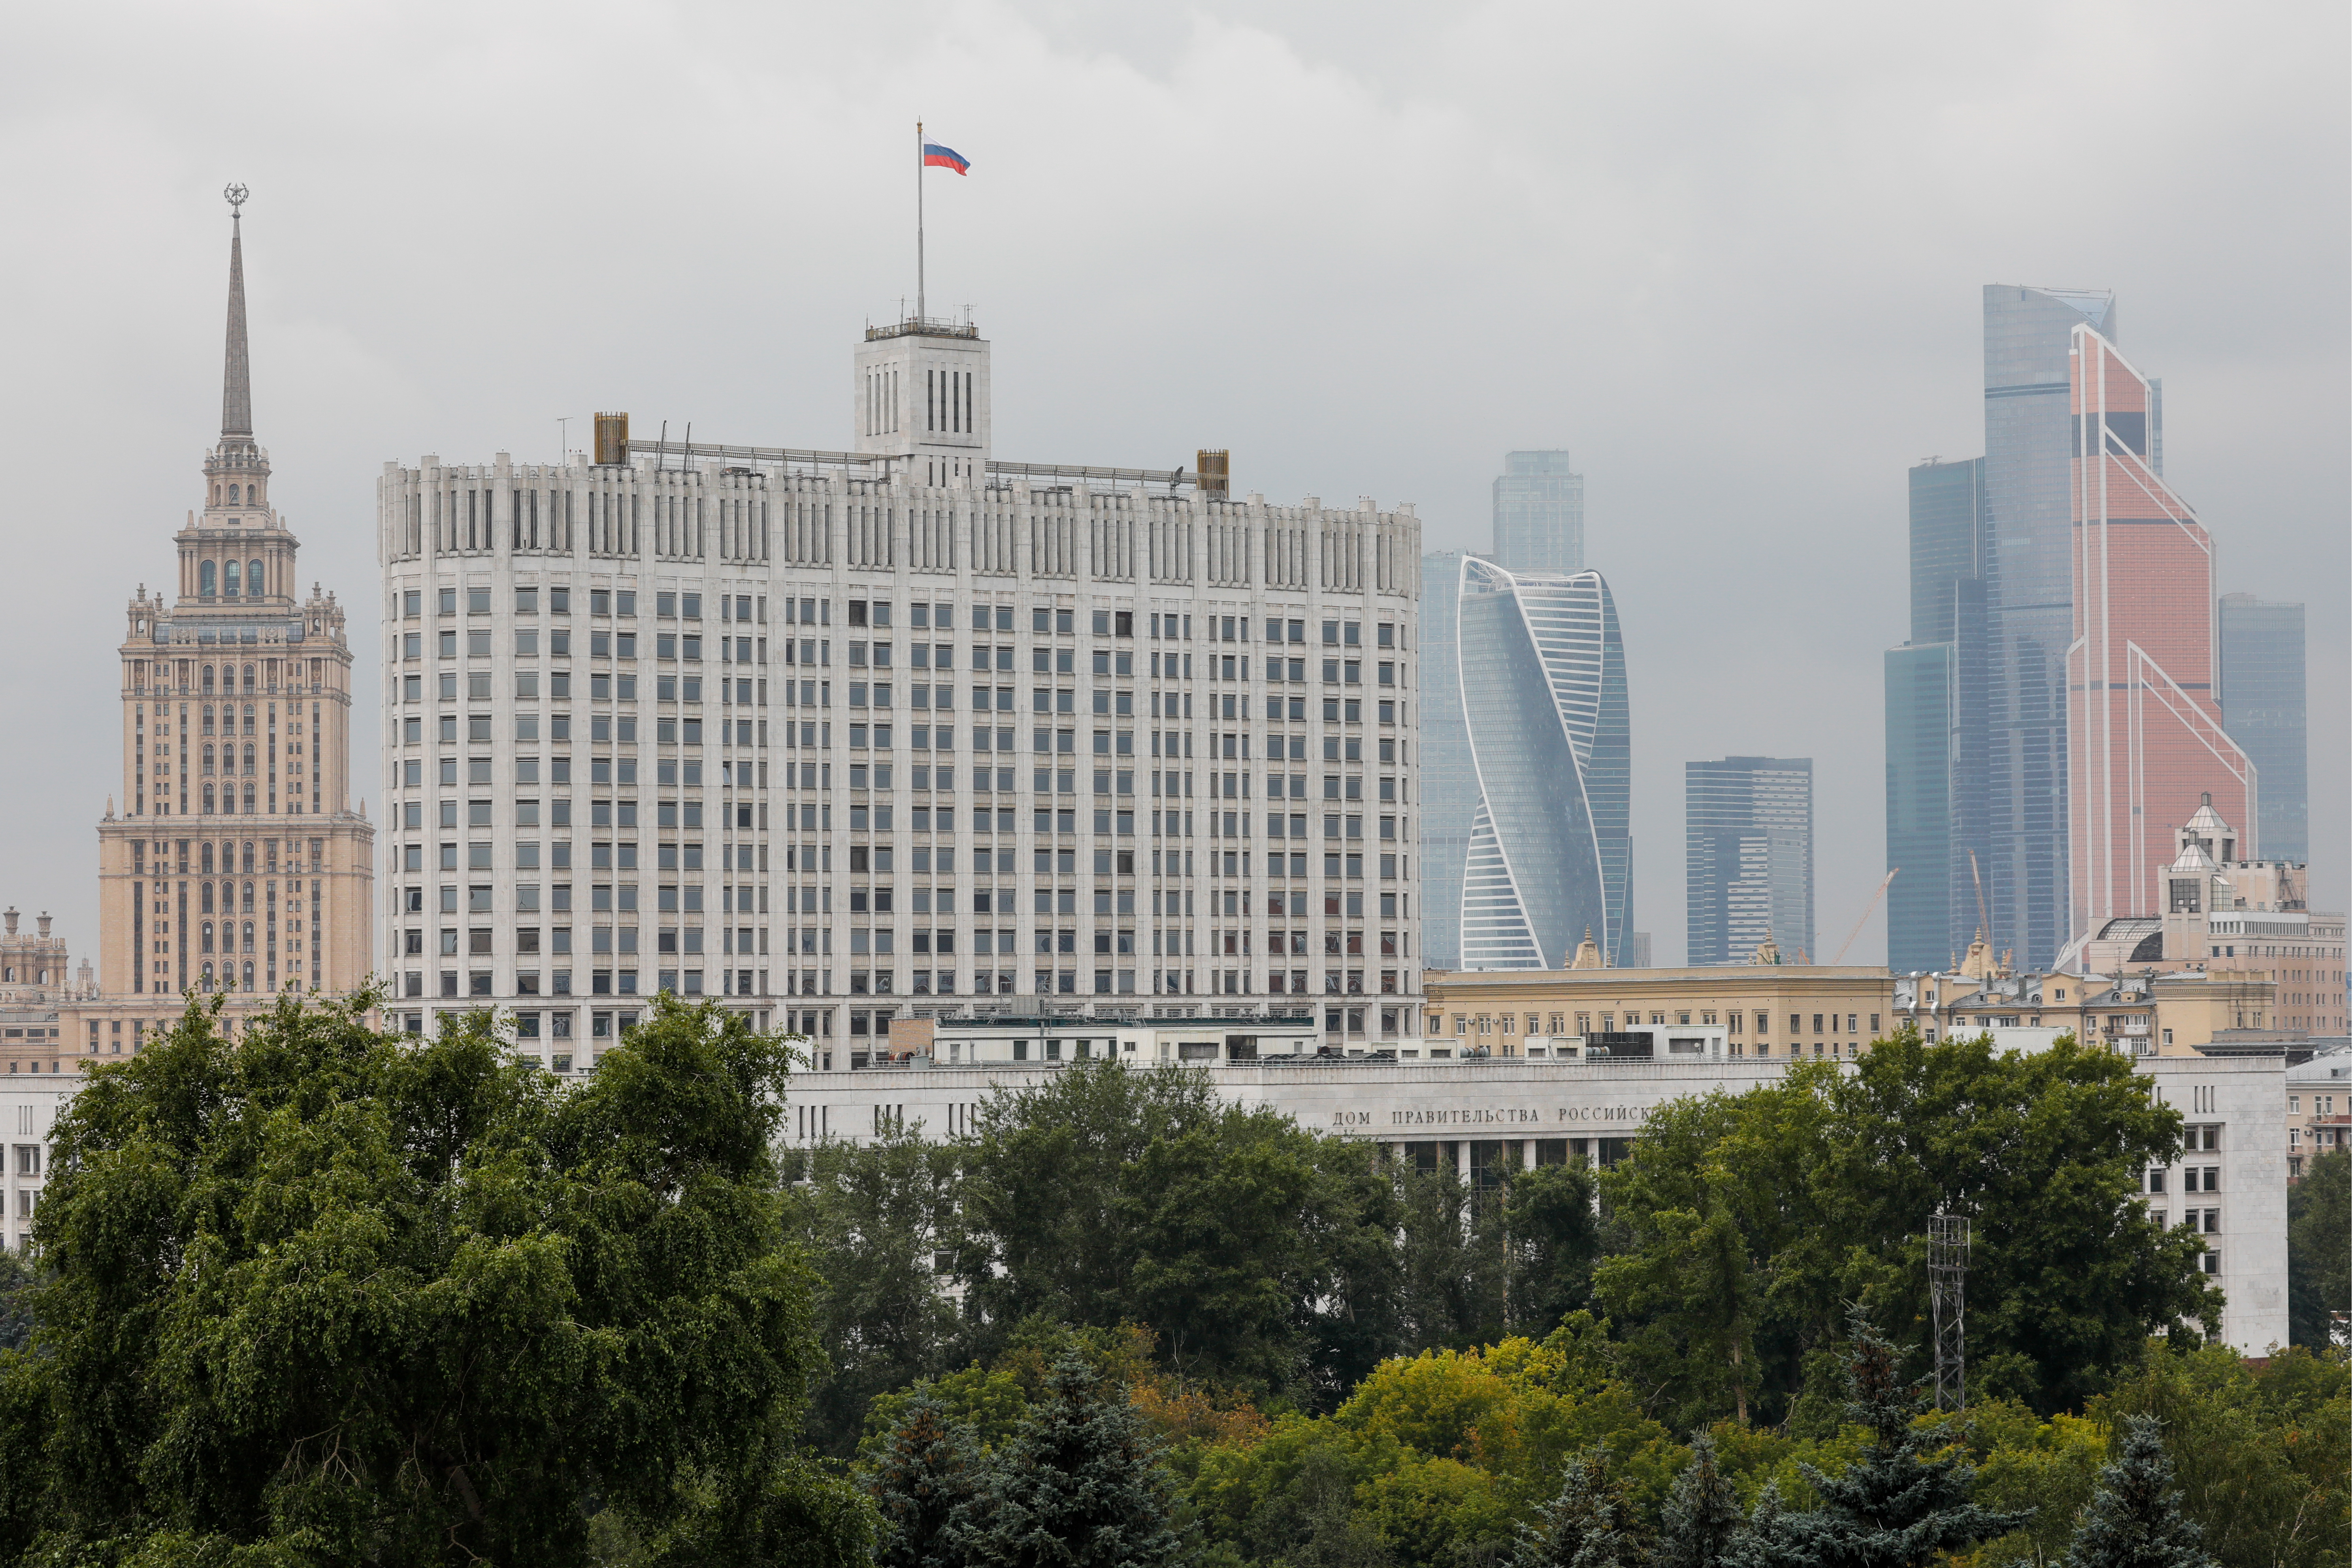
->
1928, 1212, 1970, 1410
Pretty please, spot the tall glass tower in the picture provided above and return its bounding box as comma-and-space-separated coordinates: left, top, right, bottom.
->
1983, 285, 2120, 969
2219, 594, 2307, 862
1455, 563, 1630, 968
1686, 758, 1813, 966
1491, 452, 1585, 574
1884, 457, 1990, 971
1418, 550, 1478, 968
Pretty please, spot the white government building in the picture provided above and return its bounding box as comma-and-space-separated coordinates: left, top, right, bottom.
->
375, 313, 1425, 1062
785, 1042, 2288, 1358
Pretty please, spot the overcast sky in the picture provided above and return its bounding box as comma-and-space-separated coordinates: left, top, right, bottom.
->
2, 0, 2343, 969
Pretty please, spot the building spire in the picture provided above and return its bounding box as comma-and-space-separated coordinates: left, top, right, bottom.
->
221, 184, 253, 443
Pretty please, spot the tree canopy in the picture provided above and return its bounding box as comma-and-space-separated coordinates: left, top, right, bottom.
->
0, 990, 867, 1566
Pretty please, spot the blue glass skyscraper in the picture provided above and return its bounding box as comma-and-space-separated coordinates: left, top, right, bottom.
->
2219, 593, 2307, 862
1455, 561, 1631, 968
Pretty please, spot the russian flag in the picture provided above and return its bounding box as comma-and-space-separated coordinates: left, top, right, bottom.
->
923, 141, 971, 175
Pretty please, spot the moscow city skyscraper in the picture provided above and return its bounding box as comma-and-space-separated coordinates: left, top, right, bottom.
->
1490, 451, 1584, 574
1686, 757, 1813, 966
1982, 284, 2118, 970
2218, 593, 2307, 862
1454, 560, 1630, 969
2065, 325, 2252, 947
1885, 458, 1989, 971
1422, 450, 1629, 971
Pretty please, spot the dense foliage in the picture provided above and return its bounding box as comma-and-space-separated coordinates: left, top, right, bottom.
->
2288, 1148, 2349, 1351
3, 1023, 2339, 1567
1598, 1035, 2217, 1427
0, 990, 869, 1566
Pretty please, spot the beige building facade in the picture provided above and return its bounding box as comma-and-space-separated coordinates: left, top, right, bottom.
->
6, 197, 373, 1079
1419, 962, 1895, 1059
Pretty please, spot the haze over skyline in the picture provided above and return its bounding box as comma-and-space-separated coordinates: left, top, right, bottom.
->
2, 0, 2343, 969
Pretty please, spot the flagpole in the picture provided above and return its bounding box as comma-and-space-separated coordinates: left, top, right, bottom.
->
916, 120, 925, 327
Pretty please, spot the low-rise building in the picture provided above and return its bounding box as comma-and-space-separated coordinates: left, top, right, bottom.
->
1417, 957, 1892, 1060
2284, 1046, 2352, 1179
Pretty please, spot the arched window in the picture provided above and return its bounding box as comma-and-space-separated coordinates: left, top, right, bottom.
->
243, 783, 255, 814
201, 744, 214, 774
243, 704, 255, 734
243, 842, 255, 873
241, 922, 254, 954
202, 664, 216, 693
200, 962, 214, 991
242, 666, 256, 695
200, 844, 214, 875
202, 705, 215, 735
201, 922, 214, 953
248, 559, 264, 596
199, 880, 213, 911
242, 744, 255, 776
242, 961, 254, 992
224, 560, 240, 597
201, 783, 215, 813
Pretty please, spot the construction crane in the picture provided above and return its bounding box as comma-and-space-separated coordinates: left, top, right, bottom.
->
1969, 850, 1992, 947
1832, 870, 1900, 964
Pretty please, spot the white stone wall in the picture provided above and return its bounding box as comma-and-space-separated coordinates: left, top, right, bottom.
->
1, 1079, 72, 1255
376, 451, 1423, 1062
2137, 1053, 2290, 1355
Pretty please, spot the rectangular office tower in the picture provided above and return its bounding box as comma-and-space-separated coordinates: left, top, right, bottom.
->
1491, 451, 1584, 574
2219, 593, 2306, 862
376, 316, 1423, 1063
1884, 458, 1991, 972
1983, 285, 2122, 969
1686, 757, 1812, 966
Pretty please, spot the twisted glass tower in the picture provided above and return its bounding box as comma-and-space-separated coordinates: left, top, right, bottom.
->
1455, 561, 1630, 968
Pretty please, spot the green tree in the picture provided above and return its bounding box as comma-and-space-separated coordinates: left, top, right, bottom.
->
2287, 1148, 2349, 1350
1393, 1158, 1509, 1353
2098, 1342, 2348, 1568
1600, 1035, 2217, 1424
974, 1352, 1184, 1568
792, 1122, 968, 1453
1655, 1432, 1741, 1568
0, 1248, 33, 1355
957, 1061, 1401, 1403
2060, 1414, 2215, 1568
1516, 1450, 1649, 1568
1506, 1161, 1602, 1336
1727, 1310, 2024, 1568
867, 1393, 986, 1568
0, 990, 867, 1566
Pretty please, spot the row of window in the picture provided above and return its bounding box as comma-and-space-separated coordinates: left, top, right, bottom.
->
396, 586, 1406, 651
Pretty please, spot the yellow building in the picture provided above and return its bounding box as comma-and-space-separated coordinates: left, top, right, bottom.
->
5, 194, 373, 1079
1419, 959, 1895, 1060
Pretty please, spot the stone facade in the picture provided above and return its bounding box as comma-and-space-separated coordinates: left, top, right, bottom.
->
5, 200, 375, 1079
377, 317, 1423, 1066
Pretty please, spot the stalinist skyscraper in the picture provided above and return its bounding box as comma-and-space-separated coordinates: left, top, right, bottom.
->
93, 190, 374, 1010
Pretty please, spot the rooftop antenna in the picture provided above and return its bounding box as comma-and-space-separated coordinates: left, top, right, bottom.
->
656, 418, 668, 472
557, 416, 573, 467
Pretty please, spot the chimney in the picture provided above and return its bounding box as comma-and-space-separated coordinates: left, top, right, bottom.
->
37, 913, 51, 939
2, 907, 16, 936
594, 412, 630, 466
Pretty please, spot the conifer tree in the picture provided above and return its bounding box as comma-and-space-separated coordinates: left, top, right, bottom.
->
866, 1394, 985, 1568
971, 1352, 1183, 1568
1657, 1432, 1743, 1568
1517, 1450, 1650, 1568
2059, 1416, 2215, 1568
1725, 1308, 2026, 1568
